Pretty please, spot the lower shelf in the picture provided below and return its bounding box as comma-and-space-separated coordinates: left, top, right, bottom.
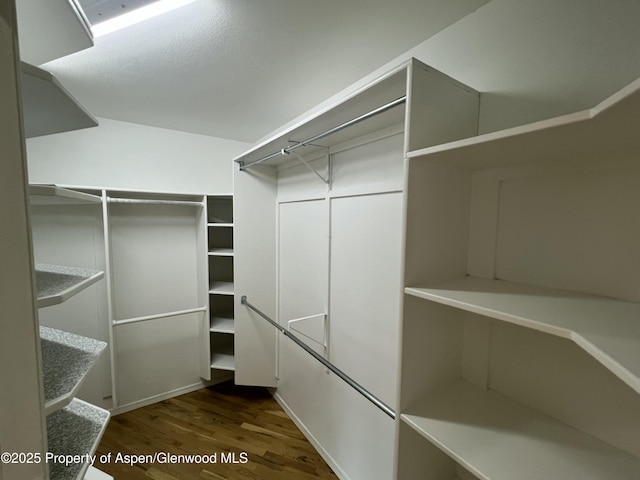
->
401, 380, 640, 480
210, 352, 235, 371
47, 399, 110, 480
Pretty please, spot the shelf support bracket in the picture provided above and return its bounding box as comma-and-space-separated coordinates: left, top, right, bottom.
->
284, 148, 330, 185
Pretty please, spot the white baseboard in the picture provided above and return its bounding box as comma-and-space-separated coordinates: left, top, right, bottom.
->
111, 373, 233, 415
272, 391, 350, 480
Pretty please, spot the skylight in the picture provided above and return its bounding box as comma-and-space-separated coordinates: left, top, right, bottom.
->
81, 0, 196, 37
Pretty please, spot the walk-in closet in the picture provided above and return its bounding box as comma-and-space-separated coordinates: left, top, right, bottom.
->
2, 0, 640, 479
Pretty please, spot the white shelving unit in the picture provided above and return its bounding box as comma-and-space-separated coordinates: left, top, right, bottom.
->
233, 58, 481, 479
31, 186, 110, 480
32, 186, 110, 480
398, 76, 640, 478
206, 195, 235, 373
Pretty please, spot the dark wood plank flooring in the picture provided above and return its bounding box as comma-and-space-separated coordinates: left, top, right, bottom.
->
94, 382, 339, 479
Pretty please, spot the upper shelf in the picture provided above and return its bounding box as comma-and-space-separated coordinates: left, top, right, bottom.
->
234, 60, 411, 169
405, 275, 640, 396
36, 263, 104, 308
40, 326, 106, 415
30, 185, 102, 205
407, 75, 640, 170
21, 63, 98, 138
16, 0, 92, 65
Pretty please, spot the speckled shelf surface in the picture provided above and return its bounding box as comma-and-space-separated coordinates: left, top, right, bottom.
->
40, 326, 106, 415
47, 399, 110, 480
36, 264, 104, 308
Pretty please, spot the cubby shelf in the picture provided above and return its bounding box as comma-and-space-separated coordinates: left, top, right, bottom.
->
209, 281, 234, 295
402, 380, 640, 480
40, 326, 106, 415
208, 248, 234, 256
210, 336, 235, 371
210, 316, 235, 334
46, 398, 110, 480
405, 276, 640, 395
205, 195, 236, 375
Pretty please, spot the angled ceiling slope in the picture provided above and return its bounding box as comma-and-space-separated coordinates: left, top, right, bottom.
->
41, 0, 490, 143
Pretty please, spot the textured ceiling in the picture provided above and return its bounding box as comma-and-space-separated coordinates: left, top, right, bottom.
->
42, 0, 489, 143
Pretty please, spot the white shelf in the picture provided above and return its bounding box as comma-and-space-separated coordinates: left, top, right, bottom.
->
208, 248, 234, 256
405, 276, 640, 395
210, 316, 235, 334
36, 264, 104, 308
209, 281, 234, 295
234, 60, 411, 168
40, 326, 106, 415
30, 185, 102, 205
46, 399, 110, 480
16, 0, 92, 65
407, 76, 640, 169
210, 352, 235, 371
402, 380, 640, 480
20, 63, 97, 139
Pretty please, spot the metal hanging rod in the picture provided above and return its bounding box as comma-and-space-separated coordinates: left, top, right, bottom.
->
241, 295, 396, 419
238, 95, 407, 171
108, 198, 204, 208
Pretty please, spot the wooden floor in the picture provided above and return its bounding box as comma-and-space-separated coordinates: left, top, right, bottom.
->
95, 382, 339, 480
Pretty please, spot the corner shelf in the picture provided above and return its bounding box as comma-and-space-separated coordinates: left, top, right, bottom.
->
405, 276, 640, 395
402, 380, 640, 480
29, 185, 102, 205
406, 76, 640, 170
21, 63, 98, 139
46, 398, 110, 480
35, 263, 104, 308
40, 326, 106, 415
399, 75, 640, 477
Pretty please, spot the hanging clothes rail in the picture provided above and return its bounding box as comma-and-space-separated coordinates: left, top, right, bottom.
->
241, 295, 396, 419
238, 95, 407, 171
112, 306, 207, 327
107, 197, 204, 208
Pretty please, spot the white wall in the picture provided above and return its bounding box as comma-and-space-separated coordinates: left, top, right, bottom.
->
26, 117, 249, 194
